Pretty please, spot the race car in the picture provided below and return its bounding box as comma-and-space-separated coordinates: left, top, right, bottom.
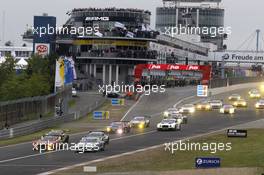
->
32, 130, 69, 151
163, 108, 180, 118
75, 136, 105, 153
208, 100, 223, 109
255, 99, 264, 109
249, 89, 261, 98
228, 94, 241, 101
179, 104, 195, 114
233, 99, 247, 107
157, 118, 181, 131
106, 121, 131, 134
220, 105, 236, 114
196, 101, 212, 111
87, 131, 109, 144
130, 116, 150, 128
170, 113, 188, 124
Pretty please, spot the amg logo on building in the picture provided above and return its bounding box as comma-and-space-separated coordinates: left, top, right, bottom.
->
85, 17, 110, 21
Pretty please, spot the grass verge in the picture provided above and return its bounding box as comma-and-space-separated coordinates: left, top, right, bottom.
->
55, 129, 264, 175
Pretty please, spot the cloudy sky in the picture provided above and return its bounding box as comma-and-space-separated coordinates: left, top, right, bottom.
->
0, 0, 263, 50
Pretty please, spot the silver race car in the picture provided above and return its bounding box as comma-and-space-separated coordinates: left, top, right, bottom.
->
130, 116, 150, 128
255, 99, 264, 109
75, 137, 105, 153
87, 131, 109, 144
208, 100, 223, 109
179, 104, 196, 114
220, 105, 236, 114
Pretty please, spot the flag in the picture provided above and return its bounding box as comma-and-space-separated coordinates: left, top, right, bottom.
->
64, 59, 73, 85
94, 31, 103, 37
115, 22, 125, 29
146, 24, 152, 31
126, 31, 134, 38
142, 24, 146, 31
55, 58, 64, 87
67, 56, 77, 80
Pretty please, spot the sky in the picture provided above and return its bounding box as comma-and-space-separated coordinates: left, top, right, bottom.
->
0, 0, 264, 50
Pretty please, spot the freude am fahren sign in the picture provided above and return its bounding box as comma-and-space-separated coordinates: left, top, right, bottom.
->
209, 51, 264, 63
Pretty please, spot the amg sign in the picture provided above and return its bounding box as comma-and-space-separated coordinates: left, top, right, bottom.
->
85, 17, 110, 21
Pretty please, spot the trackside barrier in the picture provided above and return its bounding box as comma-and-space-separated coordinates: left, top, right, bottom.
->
0, 98, 106, 140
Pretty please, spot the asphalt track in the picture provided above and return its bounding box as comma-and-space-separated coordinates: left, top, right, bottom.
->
0, 86, 263, 175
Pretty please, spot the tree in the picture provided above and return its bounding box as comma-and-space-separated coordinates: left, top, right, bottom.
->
0, 55, 16, 87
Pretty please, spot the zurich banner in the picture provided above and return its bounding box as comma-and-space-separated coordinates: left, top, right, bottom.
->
195, 157, 221, 168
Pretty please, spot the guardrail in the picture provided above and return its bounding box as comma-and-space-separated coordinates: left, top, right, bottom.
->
0, 97, 106, 140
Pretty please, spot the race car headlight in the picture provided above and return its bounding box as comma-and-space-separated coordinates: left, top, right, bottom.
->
106, 127, 111, 132
139, 123, 144, 129
230, 109, 235, 114
234, 102, 238, 106
197, 105, 202, 109
190, 108, 195, 113
256, 104, 260, 108
163, 111, 169, 117
157, 123, 161, 128
48, 144, 54, 151
243, 102, 247, 106
229, 97, 232, 100
220, 108, 224, 113
206, 105, 211, 109
117, 129, 123, 134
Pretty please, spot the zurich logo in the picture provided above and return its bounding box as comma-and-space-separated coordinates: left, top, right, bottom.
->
196, 158, 203, 165
222, 53, 230, 60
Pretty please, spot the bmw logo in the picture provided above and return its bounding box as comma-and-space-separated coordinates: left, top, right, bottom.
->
222, 53, 230, 60
196, 158, 203, 165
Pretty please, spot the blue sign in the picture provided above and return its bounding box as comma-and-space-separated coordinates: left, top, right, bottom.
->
111, 99, 125, 106
195, 157, 221, 168
197, 85, 208, 97
93, 111, 110, 120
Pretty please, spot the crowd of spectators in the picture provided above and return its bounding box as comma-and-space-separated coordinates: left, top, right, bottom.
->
72, 7, 151, 15
78, 48, 158, 59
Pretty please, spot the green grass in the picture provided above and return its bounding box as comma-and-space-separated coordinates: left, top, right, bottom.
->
68, 99, 76, 108
55, 129, 264, 174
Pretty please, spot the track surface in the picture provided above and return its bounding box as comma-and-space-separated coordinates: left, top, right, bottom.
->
0, 87, 263, 175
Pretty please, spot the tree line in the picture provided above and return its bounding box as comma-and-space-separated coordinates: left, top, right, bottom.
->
0, 54, 56, 101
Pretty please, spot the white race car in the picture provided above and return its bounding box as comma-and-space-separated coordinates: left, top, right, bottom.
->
208, 100, 223, 109
220, 105, 236, 114
157, 119, 181, 131
196, 101, 212, 111
179, 104, 195, 114
233, 99, 247, 107
170, 113, 188, 124
163, 108, 180, 118
75, 137, 105, 153
255, 99, 264, 109
249, 89, 261, 99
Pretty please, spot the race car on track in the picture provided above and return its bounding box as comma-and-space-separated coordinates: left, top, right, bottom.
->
233, 99, 247, 107
106, 121, 131, 134
196, 101, 212, 111
163, 108, 180, 118
170, 113, 188, 124
130, 116, 150, 128
220, 105, 236, 114
208, 100, 223, 109
228, 94, 241, 101
32, 130, 69, 151
87, 131, 109, 144
255, 99, 264, 109
249, 89, 261, 99
75, 136, 105, 153
157, 118, 181, 131
179, 104, 196, 114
